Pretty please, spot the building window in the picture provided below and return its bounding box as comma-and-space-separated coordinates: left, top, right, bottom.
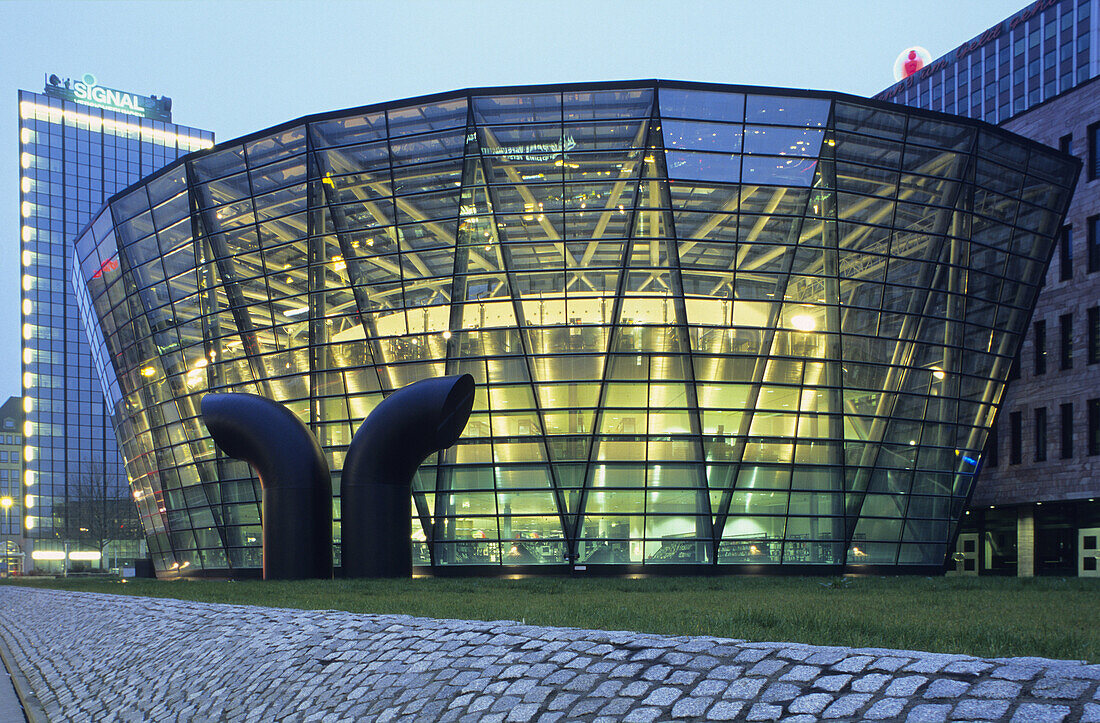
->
1010, 411, 1023, 464
1090, 122, 1100, 181
1034, 319, 1047, 375
1009, 348, 1021, 380
1060, 133, 1073, 155
1035, 407, 1047, 462
1090, 216, 1100, 273
1090, 307, 1100, 365
1060, 313, 1073, 370
1059, 225, 1072, 281
1090, 399, 1100, 456
1061, 402, 1073, 459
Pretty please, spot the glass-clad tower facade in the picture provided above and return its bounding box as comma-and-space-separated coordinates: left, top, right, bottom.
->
876, 0, 1099, 123
72, 81, 1077, 577
18, 83, 213, 565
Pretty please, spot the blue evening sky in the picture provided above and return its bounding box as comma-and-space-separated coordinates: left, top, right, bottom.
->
0, 0, 1025, 397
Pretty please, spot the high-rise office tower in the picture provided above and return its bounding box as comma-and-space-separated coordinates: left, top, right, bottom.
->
18, 73, 213, 569
877, 0, 1098, 123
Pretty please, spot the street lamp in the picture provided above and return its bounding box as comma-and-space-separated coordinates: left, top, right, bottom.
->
0, 496, 12, 577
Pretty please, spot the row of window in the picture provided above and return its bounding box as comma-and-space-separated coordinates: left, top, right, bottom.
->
989, 398, 1100, 464
1056, 216, 1100, 281
1012, 307, 1100, 379
886, 0, 1092, 123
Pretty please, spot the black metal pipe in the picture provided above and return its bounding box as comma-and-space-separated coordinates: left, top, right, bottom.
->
200, 393, 333, 580
341, 374, 475, 578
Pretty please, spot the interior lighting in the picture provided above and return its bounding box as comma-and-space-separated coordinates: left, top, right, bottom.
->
31, 550, 64, 561
443, 330, 452, 340
23, 421, 32, 437
20, 177, 32, 193
22, 324, 32, 340
790, 314, 816, 332
22, 372, 32, 388
24, 471, 34, 487
23, 447, 33, 462
22, 299, 31, 315
24, 495, 33, 509
22, 226, 33, 242
21, 202, 32, 218
930, 367, 945, 380
20, 127, 32, 144
22, 397, 31, 413
69, 551, 102, 561
20, 153, 32, 169
22, 275, 32, 290
21, 251, 31, 266
0, 497, 11, 510
140, 366, 156, 377
24, 517, 34, 530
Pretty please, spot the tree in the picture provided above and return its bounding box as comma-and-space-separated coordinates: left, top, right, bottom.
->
53, 459, 143, 570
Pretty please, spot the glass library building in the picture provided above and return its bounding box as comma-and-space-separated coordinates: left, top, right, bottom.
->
71, 81, 1076, 577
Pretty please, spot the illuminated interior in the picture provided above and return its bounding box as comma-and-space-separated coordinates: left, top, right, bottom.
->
70, 81, 1076, 576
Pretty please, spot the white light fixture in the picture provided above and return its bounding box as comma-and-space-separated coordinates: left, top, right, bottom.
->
31, 550, 64, 561
790, 314, 816, 332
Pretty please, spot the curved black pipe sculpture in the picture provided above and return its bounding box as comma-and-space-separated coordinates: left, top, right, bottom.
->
201, 393, 333, 580
341, 374, 475, 578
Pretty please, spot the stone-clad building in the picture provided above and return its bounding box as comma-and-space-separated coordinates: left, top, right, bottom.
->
962, 77, 1100, 577
878, 0, 1100, 576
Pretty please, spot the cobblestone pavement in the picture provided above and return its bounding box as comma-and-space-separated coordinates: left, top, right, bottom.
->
0, 587, 1098, 722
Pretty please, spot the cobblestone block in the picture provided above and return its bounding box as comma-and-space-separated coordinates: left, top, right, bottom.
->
670, 696, 712, 718
970, 680, 1022, 698
706, 701, 745, 721
952, 698, 1010, 720
1009, 702, 1071, 722
745, 702, 783, 721
1029, 676, 1090, 699
852, 672, 892, 693
864, 697, 907, 720
886, 675, 929, 697
821, 692, 872, 718
924, 678, 970, 698
781, 664, 822, 682
725, 677, 767, 699
788, 692, 833, 714
814, 673, 853, 692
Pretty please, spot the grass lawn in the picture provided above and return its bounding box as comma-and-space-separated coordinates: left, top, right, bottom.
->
4, 575, 1098, 662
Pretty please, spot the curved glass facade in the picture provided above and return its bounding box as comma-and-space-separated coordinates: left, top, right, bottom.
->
71, 81, 1077, 577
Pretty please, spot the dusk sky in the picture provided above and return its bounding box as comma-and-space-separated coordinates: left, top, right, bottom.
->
0, 0, 1026, 396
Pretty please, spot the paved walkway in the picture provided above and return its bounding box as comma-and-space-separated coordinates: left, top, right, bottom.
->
0, 587, 1097, 722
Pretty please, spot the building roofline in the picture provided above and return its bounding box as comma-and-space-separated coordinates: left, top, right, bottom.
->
91, 78, 1079, 218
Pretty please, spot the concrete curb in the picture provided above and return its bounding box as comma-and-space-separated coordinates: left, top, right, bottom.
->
0, 628, 46, 723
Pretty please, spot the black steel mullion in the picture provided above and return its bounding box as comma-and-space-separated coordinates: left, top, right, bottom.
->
185, 164, 273, 400
572, 114, 653, 563
711, 197, 806, 560
468, 109, 574, 565
842, 124, 979, 561
645, 97, 716, 563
